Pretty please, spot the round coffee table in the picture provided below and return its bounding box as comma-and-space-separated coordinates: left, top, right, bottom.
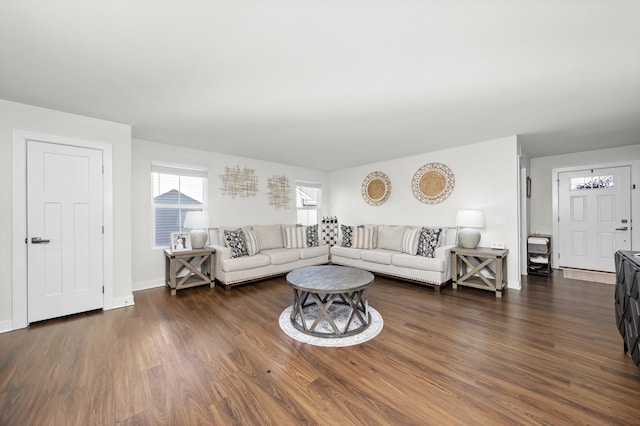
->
286, 265, 374, 338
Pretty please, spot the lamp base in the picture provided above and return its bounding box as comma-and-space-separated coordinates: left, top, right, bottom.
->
190, 229, 208, 249
458, 228, 481, 249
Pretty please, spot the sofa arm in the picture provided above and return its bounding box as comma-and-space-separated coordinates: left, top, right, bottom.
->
211, 244, 230, 279
435, 244, 456, 281
434, 244, 455, 260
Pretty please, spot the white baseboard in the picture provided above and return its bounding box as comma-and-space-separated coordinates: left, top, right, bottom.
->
0, 319, 14, 334
133, 279, 164, 292
105, 294, 135, 310
507, 279, 521, 290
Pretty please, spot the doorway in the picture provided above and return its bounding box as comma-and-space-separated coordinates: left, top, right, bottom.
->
556, 165, 632, 273
12, 130, 114, 329
26, 140, 104, 322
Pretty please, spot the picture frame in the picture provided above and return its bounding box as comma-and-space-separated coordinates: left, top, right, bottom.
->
171, 232, 192, 252
526, 176, 532, 198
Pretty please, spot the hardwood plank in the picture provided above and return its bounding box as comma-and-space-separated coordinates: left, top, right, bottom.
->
1, 272, 639, 424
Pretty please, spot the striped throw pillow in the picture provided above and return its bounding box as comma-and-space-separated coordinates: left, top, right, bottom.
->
284, 226, 308, 248
352, 226, 376, 249
243, 230, 261, 256
401, 228, 421, 255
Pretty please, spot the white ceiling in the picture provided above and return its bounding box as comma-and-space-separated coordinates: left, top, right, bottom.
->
1, 1, 639, 171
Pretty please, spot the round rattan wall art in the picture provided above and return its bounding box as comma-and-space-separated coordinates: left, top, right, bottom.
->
361, 171, 391, 206
411, 162, 455, 204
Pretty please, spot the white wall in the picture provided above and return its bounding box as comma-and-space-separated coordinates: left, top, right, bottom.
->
131, 138, 329, 289
0, 99, 133, 331
530, 145, 640, 248
328, 136, 521, 289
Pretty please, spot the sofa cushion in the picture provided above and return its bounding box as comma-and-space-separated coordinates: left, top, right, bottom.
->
221, 253, 271, 272
307, 224, 319, 247
284, 226, 308, 248
361, 249, 395, 265
224, 228, 248, 258
262, 248, 300, 265
340, 224, 354, 247
253, 224, 284, 250
352, 226, 376, 249
298, 245, 328, 259
392, 253, 446, 273
401, 227, 421, 255
331, 245, 362, 260
377, 225, 408, 251
417, 228, 442, 258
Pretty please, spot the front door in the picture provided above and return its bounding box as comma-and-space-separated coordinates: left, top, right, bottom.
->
27, 141, 104, 322
558, 166, 631, 272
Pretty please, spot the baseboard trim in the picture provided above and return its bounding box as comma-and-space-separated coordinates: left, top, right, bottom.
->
105, 294, 135, 310
0, 319, 13, 334
133, 279, 164, 292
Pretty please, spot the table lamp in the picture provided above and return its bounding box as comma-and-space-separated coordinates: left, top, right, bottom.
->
456, 209, 484, 249
184, 211, 210, 249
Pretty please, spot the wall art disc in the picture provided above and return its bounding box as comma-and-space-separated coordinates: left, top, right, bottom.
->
411, 163, 455, 204
361, 171, 391, 206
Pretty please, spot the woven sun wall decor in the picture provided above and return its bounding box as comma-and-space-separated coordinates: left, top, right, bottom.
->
267, 175, 291, 209
219, 165, 259, 198
411, 162, 455, 204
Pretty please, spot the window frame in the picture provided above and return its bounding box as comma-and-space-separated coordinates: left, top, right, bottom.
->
296, 182, 322, 225
151, 162, 208, 249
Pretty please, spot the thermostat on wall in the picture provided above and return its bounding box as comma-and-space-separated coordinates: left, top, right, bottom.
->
491, 241, 505, 249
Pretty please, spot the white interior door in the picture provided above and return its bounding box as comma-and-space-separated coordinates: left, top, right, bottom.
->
558, 166, 631, 272
27, 141, 104, 322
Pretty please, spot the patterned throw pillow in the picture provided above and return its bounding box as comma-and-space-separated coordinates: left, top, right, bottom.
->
352, 226, 376, 249
417, 228, 442, 258
243, 230, 260, 256
306, 224, 319, 247
341, 224, 353, 248
285, 226, 308, 248
401, 228, 421, 255
224, 228, 248, 258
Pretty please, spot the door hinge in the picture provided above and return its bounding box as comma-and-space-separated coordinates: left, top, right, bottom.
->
102, 286, 104, 294
633, 184, 636, 190
102, 226, 104, 234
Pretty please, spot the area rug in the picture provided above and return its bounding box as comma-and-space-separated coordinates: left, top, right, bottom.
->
279, 305, 383, 347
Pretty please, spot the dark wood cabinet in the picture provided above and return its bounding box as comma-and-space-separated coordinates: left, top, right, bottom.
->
614, 250, 640, 372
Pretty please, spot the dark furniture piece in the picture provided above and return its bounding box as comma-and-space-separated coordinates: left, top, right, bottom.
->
614, 250, 640, 371
451, 247, 508, 298
528, 234, 552, 276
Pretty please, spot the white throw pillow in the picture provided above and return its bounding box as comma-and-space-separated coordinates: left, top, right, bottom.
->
352, 226, 376, 249
243, 229, 261, 256
253, 224, 284, 250
284, 226, 308, 248
402, 228, 421, 255
376, 225, 408, 251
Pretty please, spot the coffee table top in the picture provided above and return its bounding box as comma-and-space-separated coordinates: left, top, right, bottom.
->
286, 265, 374, 293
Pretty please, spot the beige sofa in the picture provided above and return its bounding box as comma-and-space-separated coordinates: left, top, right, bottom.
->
330, 225, 458, 292
209, 224, 329, 290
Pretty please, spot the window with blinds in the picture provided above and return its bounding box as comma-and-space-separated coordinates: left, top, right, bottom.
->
151, 163, 207, 248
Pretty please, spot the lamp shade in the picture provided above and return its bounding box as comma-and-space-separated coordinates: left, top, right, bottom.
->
184, 211, 210, 249
184, 211, 210, 229
456, 210, 484, 249
456, 209, 485, 228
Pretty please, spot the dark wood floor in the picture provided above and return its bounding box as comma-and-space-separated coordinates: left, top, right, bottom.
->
1, 272, 639, 425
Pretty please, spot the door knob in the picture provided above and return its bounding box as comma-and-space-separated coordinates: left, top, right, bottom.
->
31, 237, 50, 244
615, 227, 628, 231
